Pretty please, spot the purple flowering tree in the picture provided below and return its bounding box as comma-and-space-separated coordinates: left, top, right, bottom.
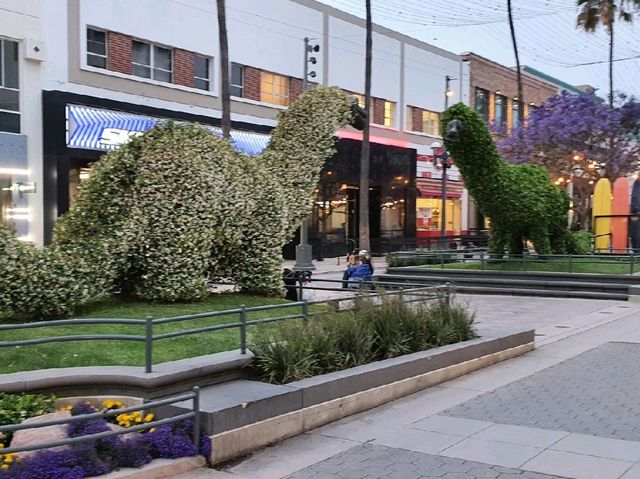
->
497, 91, 640, 228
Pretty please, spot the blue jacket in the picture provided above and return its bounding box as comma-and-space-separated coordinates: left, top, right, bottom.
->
349, 263, 373, 280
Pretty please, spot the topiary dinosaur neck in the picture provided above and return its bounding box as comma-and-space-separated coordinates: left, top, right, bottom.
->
442, 105, 508, 207
261, 87, 355, 198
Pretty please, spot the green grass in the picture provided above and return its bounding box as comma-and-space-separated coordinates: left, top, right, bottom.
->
0, 294, 300, 374
418, 257, 635, 275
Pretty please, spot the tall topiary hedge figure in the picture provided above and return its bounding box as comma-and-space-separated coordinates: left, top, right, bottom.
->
442, 103, 569, 255
0, 87, 365, 318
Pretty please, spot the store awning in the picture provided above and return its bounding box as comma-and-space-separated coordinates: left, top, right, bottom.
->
418, 188, 462, 199
66, 104, 270, 156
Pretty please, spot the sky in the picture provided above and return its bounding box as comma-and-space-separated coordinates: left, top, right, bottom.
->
318, 0, 640, 100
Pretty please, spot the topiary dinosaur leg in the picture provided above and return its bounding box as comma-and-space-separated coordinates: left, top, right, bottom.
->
549, 226, 569, 254
487, 224, 508, 257
509, 232, 525, 255
530, 227, 552, 256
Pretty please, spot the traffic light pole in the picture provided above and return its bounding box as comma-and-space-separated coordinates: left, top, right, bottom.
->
293, 37, 315, 271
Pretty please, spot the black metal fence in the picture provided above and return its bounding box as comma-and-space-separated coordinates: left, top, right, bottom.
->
0, 280, 447, 374
388, 250, 639, 275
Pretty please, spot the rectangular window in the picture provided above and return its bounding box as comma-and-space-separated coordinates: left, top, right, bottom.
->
384, 101, 395, 127
352, 93, 365, 109
132, 40, 172, 83
422, 110, 440, 136
494, 94, 507, 128
230, 63, 244, 97
86, 28, 107, 69
474, 87, 489, 122
512, 100, 522, 128
0, 39, 19, 133
194, 55, 210, 91
260, 71, 289, 106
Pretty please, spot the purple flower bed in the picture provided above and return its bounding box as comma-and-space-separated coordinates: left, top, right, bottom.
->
1, 403, 211, 479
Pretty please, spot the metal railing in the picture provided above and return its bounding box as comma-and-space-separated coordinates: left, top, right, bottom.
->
0, 280, 447, 374
388, 250, 639, 275
0, 387, 200, 455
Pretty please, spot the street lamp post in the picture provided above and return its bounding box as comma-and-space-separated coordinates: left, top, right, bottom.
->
432, 141, 451, 248
293, 37, 320, 271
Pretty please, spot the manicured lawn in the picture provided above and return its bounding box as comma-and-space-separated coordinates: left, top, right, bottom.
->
418, 256, 635, 275
0, 294, 300, 374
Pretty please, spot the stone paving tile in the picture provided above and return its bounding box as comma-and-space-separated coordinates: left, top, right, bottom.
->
442, 342, 640, 442
285, 443, 568, 478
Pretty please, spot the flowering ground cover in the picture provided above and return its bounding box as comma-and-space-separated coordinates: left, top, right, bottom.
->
0, 401, 210, 478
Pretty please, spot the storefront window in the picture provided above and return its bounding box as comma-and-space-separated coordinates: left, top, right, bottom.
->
0, 174, 13, 231
494, 94, 507, 128
416, 197, 461, 234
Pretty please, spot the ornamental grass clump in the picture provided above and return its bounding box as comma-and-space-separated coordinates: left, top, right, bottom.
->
251, 292, 476, 384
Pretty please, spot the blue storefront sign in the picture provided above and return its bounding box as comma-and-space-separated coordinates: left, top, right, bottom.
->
65, 104, 270, 156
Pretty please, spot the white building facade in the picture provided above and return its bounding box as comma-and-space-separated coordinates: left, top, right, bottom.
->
2, 0, 470, 250
0, 0, 44, 243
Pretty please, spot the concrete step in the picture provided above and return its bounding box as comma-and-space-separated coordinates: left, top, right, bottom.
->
379, 273, 631, 294
386, 267, 640, 285
377, 273, 630, 301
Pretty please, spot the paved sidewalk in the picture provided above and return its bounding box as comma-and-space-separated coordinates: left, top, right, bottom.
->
177, 296, 640, 479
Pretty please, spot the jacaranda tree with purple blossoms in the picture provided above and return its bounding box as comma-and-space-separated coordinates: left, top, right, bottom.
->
497, 91, 640, 228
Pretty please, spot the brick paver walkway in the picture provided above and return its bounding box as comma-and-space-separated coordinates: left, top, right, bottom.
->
286, 444, 566, 479
442, 342, 640, 441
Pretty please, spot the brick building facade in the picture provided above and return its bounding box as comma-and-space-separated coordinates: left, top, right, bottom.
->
463, 53, 559, 131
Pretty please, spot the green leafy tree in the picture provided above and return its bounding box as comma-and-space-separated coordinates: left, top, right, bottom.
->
577, 0, 638, 106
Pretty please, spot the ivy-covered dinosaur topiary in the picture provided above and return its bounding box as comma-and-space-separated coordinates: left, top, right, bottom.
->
0, 87, 364, 319
442, 103, 569, 255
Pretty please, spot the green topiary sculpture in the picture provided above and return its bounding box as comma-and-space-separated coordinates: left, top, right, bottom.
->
0, 87, 364, 319
442, 103, 569, 255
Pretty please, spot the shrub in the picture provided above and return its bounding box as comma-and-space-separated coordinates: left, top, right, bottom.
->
0, 393, 56, 444
566, 230, 593, 255
251, 292, 476, 384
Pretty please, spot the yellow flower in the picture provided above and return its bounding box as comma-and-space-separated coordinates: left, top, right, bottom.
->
144, 413, 154, 422
1, 464, 8, 470
4, 455, 13, 463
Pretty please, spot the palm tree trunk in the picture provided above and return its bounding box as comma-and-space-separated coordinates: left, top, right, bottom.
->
608, 25, 614, 107
507, 0, 524, 126
217, 0, 231, 139
359, 0, 372, 251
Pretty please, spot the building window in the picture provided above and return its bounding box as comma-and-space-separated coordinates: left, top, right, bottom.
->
512, 100, 522, 128
132, 40, 172, 83
194, 55, 210, 91
260, 71, 289, 106
474, 88, 489, 122
494, 94, 507, 128
422, 110, 440, 136
352, 93, 365, 109
384, 101, 395, 127
86, 28, 107, 69
230, 63, 244, 97
0, 39, 19, 133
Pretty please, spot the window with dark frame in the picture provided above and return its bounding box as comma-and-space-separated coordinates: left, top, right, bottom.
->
132, 40, 172, 83
86, 28, 107, 69
512, 100, 522, 128
474, 87, 489, 122
194, 55, 210, 91
0, 38, 19, 134
494, 94, 507, 128
230, 63, 244, 97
